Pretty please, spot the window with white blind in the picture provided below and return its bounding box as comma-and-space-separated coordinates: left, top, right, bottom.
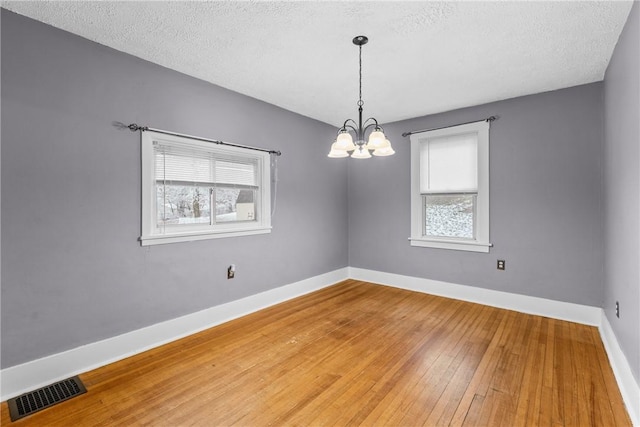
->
409, 121, 490, 252
140, 131, 271, 245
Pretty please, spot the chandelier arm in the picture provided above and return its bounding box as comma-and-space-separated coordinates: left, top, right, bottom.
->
340, 119, 358, 131
362, 122, 382, 134
363, 117, 381, 129
343, 124, 359, 134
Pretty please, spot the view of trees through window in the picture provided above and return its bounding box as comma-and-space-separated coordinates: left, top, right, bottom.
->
424, 194, 475, 238
157, 185, 255, 225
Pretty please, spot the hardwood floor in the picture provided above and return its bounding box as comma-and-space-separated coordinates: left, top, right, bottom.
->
1, 280, 631, 426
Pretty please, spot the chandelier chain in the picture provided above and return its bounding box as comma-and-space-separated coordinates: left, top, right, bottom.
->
358, 44, 363, 107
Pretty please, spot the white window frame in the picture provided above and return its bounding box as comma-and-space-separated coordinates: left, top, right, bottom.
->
140, 131, 271, 246
409, 121, 490, 253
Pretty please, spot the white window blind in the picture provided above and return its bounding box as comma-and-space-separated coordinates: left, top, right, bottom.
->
215, 160, 256, 187
154, 143, 257, 187
420, 132, 477, 193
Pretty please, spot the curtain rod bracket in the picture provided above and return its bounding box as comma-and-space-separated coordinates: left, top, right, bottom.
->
127, 123, 148, 132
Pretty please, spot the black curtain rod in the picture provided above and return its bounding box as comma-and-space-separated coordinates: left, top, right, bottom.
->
127, 123, 282, 156
401, 116, 497, 138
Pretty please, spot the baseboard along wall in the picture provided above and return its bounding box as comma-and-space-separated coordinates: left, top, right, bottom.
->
348, 267, 602, 325
348, 268, 639, 426
599, 311, 640, 426
0, 268, 349, 402
2, 267, 638, 425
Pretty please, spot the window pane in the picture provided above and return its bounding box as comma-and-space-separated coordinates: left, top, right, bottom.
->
424, 194, 475, 239
157, 184, 211, 226
216, 188, 256, 223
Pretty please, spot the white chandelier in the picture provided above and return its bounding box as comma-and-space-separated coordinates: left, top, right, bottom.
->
328, 35, 394, 159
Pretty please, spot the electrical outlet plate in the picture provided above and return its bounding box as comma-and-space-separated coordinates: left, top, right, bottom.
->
497, 260, 505, 270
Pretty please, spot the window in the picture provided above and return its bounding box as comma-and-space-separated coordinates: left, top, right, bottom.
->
410, 121, 490, 252
140, 131, 271, 245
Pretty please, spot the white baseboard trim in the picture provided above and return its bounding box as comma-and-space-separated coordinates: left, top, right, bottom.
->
349, 267, 601, 325
599, 312, 640, 426
0, 267, 349, 402
3, 266, 638, 426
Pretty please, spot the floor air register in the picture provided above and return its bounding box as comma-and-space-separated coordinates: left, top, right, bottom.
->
7, 376, 87, 421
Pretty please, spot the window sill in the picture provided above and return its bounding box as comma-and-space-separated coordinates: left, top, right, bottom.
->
140, 227, 271, 246
409, 237, 492, 253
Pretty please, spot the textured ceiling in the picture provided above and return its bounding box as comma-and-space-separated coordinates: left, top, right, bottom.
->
2, 1, 633, 127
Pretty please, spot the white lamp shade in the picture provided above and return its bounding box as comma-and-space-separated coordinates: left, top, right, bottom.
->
328, 142, 349, 158
373, 142, 395, 156
344, 140, 356, 151
335, 132, 355, 150
351, 147, 372, 159
367, 129, 387, 149
366, 138, 390, 150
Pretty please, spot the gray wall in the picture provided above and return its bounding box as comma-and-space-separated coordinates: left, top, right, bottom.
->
604, 1, 639, 383
349, 83, 604, 307
2, 5, 637, 382
1, 10, 348, 368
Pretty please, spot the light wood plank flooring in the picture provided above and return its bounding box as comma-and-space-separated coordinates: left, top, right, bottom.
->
1, 280, 631, 426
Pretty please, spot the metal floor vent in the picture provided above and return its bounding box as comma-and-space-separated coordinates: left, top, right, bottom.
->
7, 376, 87, 422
